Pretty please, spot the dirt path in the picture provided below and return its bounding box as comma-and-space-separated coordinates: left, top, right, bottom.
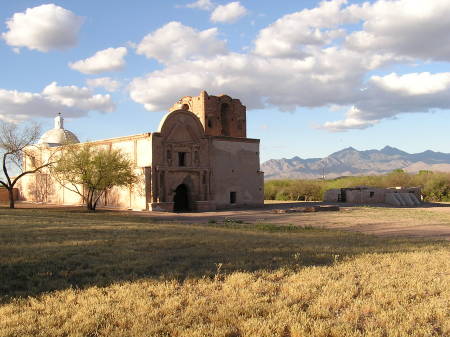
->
10, 201, 450, 239
138, 202, 450, 239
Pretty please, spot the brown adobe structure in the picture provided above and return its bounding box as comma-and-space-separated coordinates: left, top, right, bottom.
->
19, 91, 264, 212
324, 186, 422, 206
170, 91, 246, 138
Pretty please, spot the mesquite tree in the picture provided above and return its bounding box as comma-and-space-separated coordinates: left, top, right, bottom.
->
52, 143, 137, 211
0, 121, 50, 208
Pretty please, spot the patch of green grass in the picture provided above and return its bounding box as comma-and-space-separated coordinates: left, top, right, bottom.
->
216, 222, 318, 232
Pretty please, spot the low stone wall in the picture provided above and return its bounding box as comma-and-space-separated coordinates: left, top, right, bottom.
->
149, 202, 174, 212
194, 201, 216, 211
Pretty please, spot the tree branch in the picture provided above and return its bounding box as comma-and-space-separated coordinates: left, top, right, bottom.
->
11, 162, 54, 188
2, 151, 13, 188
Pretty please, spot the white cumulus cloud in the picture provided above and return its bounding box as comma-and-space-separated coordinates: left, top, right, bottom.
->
323, 72, 450, 131
69, 47, 128, 74
186, 0, 215, 11
136, 22, 227, 64
86, 77, 121, 92
254, 0, 355, 58
129, 0, 450, 132
345, 0, 450, 62
210, 2, 247, 23
1, 4, 84, 52
0, 82, 115, 122
129, 47, 366, 112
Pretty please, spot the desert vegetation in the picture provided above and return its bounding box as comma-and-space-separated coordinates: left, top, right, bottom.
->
52, 143, 137, 211
265, 170, 450, 202
0, 207, 449, 336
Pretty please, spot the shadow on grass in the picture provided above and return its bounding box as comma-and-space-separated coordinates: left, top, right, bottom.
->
1, 208, 448, 303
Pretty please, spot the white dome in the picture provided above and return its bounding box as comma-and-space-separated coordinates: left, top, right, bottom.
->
38, 114, 80, 146
39, 129, 80, 145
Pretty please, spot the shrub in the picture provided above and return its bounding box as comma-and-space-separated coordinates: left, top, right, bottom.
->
265, 170, 450, 202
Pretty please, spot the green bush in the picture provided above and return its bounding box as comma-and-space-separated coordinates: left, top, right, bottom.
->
422, 173, 450, 201
265, 179, 324, 201
264, 170, 450, 202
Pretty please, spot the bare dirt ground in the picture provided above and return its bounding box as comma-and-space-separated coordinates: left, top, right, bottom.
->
146, 202, 450, 239
11, 201, 450, 239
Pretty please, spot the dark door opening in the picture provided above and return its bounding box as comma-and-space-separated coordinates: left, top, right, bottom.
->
173, 184, 190, 212
230, 191, 236, 204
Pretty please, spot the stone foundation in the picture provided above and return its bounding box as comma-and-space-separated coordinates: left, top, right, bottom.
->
149, 202, 174, 212
194, 201, 216, 211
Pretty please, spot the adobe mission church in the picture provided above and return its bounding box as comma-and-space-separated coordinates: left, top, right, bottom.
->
20, 91, 264, 212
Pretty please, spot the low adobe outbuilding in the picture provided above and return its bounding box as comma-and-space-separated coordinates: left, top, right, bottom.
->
324, 186, 422, 206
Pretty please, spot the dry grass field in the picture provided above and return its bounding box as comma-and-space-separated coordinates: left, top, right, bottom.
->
0, 206, 449, 336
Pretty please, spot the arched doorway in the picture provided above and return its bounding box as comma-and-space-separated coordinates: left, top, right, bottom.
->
173, 184, 190, 212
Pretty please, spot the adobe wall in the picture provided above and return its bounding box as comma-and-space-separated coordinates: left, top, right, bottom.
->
150, 109, 213, 211
170, 91, 246, 138
20, 133, 151, 211
324, 189, 339, 202
0, 188, 18, 202
324, 187, 422, 205
211, 137, 264, 209
345, 189, 386, 204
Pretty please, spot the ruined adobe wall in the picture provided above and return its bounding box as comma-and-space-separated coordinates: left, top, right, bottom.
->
210, 137, 264, 209
345, 189, 386, 203
170, 91, 246, 138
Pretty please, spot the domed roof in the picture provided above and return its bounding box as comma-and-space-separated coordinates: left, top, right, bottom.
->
38, 114, 80, 146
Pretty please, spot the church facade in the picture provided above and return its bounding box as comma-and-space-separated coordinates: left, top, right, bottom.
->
19, 91, 264, 212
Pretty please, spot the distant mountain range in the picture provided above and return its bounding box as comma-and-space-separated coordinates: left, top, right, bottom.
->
261, 146, 450, 180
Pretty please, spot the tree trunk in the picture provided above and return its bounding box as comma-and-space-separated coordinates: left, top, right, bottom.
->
8, 188, 15, 209
86, 197, 95, 211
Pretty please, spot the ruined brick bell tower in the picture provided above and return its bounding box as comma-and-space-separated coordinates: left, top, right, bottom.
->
169, 90, 247, 138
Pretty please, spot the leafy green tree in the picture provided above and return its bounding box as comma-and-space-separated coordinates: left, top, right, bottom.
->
422, 173, 450, 202
383, 169, 412, 187
52, 144, 137, 211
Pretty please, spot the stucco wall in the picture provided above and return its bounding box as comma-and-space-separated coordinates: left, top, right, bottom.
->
324, 189, 339, 202
0, 188, 18, 202
211, 138, 263, 209
20, 134, 151, 210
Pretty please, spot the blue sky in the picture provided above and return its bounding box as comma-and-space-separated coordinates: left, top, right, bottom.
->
2, 0, 450, 161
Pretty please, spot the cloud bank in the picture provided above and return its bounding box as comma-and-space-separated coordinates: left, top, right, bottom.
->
0, 83, 115, 122
129, 0, 450, 131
